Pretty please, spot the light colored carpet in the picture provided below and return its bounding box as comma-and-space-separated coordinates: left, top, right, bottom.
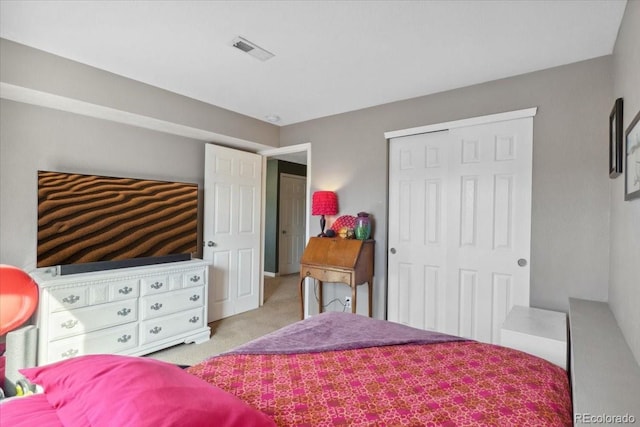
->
146, 274, 300, 366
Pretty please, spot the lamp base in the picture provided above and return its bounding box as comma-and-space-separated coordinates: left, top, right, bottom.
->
318, 215, 327, 237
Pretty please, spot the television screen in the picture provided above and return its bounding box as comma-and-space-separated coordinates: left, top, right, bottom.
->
37, 171, 198, 274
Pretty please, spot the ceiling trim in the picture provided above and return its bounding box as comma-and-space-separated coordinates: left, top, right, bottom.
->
0, 82, 272, 152
384, 107, 538, 139
258, 142, 311, 158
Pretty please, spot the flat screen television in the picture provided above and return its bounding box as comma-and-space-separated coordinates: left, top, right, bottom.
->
37, 170, 199, 275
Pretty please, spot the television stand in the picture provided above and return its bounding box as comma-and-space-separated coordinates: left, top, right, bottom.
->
31, 260, 210, 366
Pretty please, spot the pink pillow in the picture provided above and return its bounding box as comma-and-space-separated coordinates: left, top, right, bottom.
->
20, 355, 276, 427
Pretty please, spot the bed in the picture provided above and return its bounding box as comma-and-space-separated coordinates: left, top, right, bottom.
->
1, 312, 572, 426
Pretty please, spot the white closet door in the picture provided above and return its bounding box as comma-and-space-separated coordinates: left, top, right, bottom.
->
388, 117, 533, 344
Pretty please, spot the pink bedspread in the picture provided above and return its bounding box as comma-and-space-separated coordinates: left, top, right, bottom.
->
188, 341, 572, 426
0, 394, 63, 427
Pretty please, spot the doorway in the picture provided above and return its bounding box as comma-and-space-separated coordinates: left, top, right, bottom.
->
259, 143, 311, 306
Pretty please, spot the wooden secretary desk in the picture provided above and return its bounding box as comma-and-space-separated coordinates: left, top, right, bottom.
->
299, 237, 374, 319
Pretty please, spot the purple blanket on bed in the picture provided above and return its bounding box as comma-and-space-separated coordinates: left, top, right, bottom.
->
224, 312, 466, 355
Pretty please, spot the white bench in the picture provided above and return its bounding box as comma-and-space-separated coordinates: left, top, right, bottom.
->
569, 298, 640, 425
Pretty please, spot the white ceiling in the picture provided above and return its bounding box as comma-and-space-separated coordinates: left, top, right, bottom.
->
0, 0, 627, 127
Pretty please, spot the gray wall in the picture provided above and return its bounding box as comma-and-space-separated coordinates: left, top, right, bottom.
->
611, 0, 640, 364
0, 39, 279, 271
264, 160, 280, 273
0, 99, 206, 269
281, 56, 613, 318
0, 39, 279, 148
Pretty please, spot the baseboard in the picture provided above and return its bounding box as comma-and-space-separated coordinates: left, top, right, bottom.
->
263, 271, 278, 277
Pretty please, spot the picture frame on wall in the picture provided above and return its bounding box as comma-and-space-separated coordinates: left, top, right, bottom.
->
609, 98, 623, 178
625, 109, 640, 201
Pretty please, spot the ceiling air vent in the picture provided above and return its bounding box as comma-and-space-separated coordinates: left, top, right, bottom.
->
231, 36, 274, 62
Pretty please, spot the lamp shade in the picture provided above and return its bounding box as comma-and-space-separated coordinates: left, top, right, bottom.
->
0, 265, 39, 335
311, 191, 338, 216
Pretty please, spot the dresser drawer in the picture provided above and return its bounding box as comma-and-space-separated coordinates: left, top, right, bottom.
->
49, 299, 138, 340
183, 269, 206, 288
301, 266, 352, 284
141, 275, 170, 295
109, 279, 140, 301
47, 324, 139, 363
141, 308, 205, 345
140, 286, 205, 320
48, 286, 90, 312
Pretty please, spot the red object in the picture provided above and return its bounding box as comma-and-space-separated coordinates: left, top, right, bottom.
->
0, 394, 63, 426
311, 191, 338, 236
20, 355, 276, 427
330, 215, 357, 231
189, 341, 572, 426
0, 265, 39, 336
311, 191, 338, 215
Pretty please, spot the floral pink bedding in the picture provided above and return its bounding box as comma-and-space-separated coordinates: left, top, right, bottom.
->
2, 313, 571, 426
188, 340, 572, 426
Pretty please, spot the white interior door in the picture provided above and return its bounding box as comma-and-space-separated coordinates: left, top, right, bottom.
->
204, 144, 262, 322
278, 174, 306, 275
387, 116, 533, 344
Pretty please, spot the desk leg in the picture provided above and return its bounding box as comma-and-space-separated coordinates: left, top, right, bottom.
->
299, 277, 305, 319
351, 284, 357, 314
367, 278, 373, 317
318, 280, 324, 313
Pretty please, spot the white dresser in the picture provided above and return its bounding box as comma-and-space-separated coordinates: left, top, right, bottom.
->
32, 260, 210, 366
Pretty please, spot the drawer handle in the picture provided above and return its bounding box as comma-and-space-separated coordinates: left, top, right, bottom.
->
150, 281, 164, 290
306, 271, 311, 276
60, 320, 79, 329
117, 308, 132, 316
61, 349, 79, 358
189, 316, 199, 323
190, 275, 201, 283
189, 295, 200, 302
150, 303, 163, 311
117, 334, 132, 343
62, 295, 80, 304
149, 326, 162, 335
118, 286, 133, 295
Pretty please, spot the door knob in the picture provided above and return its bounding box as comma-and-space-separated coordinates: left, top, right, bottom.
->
517, 258, 527, 267
390, 248, 397, 254
207, 241, 216, 247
